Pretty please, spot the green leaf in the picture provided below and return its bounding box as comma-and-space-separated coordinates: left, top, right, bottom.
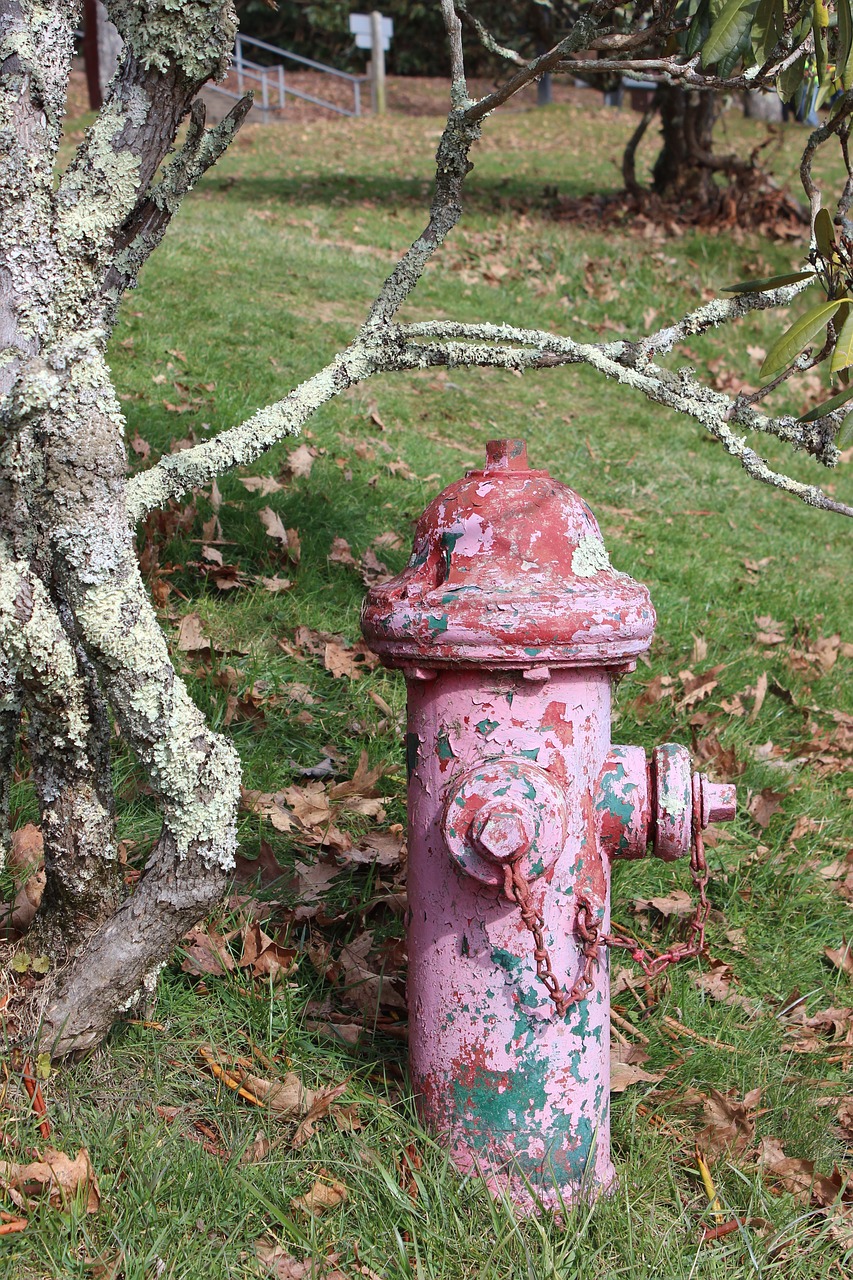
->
798, 380, 853, 421
815, 208, 836, 258
752, 0, 785, 63
831, 309, 853, 373
838, 411, 853, 444
686, 0, 713, 54
778, 49, 809, 101
702, 0, 755, 65
815, 21, 829, 89
839, 0, 853, 88
722, 270, 817, 293
759, 298, 845, 380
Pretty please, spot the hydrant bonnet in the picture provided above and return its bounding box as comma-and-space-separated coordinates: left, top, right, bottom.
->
362, 439, 655, 671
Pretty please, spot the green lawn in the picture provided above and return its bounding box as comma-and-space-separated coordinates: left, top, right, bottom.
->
6, 96, 853, 1279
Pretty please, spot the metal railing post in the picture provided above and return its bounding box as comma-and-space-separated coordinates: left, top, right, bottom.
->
235, 35, 244, 95
354, 80, 361, 116
261, 68, 269, 112
277, 63, 285, 109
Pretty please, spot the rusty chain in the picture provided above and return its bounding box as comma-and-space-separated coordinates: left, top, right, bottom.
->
505, 780, 711, 1018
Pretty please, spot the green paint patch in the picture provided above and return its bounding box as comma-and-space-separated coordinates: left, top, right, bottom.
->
437, 733, 455, 760
428, 614, 449, 633
475, 718, 499, 736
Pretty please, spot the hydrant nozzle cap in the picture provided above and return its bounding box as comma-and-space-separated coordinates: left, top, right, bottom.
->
361, 438, 656, 671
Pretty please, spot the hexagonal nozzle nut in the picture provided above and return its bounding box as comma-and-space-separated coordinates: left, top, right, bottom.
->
470, 804, 534, 862
700, 776, 736, 827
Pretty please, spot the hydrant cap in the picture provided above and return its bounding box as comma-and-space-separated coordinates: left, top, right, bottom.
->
361, 439, 655, 670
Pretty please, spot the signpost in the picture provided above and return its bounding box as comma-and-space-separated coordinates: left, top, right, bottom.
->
349, 12, 393, 115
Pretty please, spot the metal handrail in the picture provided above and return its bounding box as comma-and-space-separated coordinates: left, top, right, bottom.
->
229, 33, 364, 117
236, 32, 364, 83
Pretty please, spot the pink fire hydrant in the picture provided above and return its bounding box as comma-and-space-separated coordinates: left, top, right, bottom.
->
361, 440, 735, 1213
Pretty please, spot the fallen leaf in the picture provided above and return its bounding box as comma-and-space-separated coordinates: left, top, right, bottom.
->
748, 788, 786, 829
696, 1087, 762, 1157
291, 1082, 349, 1149
8, 824, 43, 883
259, 576, 292, 593
259, 507, 288, 544
360, 547, 392, 586
328, 537, 357, 567
240, 1131, 271, 1165
255, 1240, 347, 1279
0, 1148, 99, 1213
633, 889, 695, 918
825, 940, 853, 977
291, 1175, 348, 1216
239, 476, 283, 496
180, 925, 236, 977
610, 1059, 663, 1093
238, 921, 297, 984
340, 832, 404, 868
286, 444, 317, 479
323, 641, 379, 679
176, 612, 209, 653
338, 931, 406, 1015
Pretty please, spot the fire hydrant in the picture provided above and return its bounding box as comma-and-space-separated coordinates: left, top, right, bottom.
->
361, 439, 735, 1213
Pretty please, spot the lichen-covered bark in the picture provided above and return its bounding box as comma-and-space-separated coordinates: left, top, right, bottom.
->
0, 0, 244, 1053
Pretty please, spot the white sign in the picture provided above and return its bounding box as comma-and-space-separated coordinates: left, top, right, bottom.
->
349, 13, 393, 51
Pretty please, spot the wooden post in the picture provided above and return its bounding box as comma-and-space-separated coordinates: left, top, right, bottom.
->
370, 11, 386, 115
82, 0, 102, 110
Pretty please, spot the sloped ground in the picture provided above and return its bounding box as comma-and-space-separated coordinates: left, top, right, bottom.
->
3, 99, 852, 1279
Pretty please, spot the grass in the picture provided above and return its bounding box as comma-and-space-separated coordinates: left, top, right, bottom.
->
5, 94, 853, 1279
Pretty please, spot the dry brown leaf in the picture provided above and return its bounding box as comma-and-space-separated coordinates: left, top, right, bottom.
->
1, 867, 46, 936
0, 1148, 100, 1213
323, 641, 379, 679
291, 1081, 349, 1149
329, 750, 385, 800
255, 1240, 347, 1279
328, 537, 357, 567
180, 925, 236, 977
825, 940, 853, 977
749, 671, 768, 724
259, 576, 292, 594
633, 889, 694, 918
281, 781, 331, 829
610, 1059, 663, 1093
238, 922, 297, 983
259, 506, 288, 544
360, 547, 392, 586
239, 476, 283, 496
341, 832, 404, 868
240, 1131, 271, 1165
286, 444, 317, 479
291, 1175, 348, 1216
339, 930, 407, 1014
695, 1087, 761, 1157
748, 787, 786, 829
693, 959, 759, 1012
8, 824, 43, 883
176, 612, 209, 653
759, 1136, 851, 1209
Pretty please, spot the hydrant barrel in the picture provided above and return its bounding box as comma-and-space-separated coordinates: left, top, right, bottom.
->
361, 440, 734, 1213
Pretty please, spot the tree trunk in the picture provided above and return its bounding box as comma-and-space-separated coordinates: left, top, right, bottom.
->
652, 86, 723, 205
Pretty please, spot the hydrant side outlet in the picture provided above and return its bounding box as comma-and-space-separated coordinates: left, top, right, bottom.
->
361, 439, 736, 1214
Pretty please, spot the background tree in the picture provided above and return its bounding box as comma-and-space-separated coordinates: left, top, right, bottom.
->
0, 0, 849, 1059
